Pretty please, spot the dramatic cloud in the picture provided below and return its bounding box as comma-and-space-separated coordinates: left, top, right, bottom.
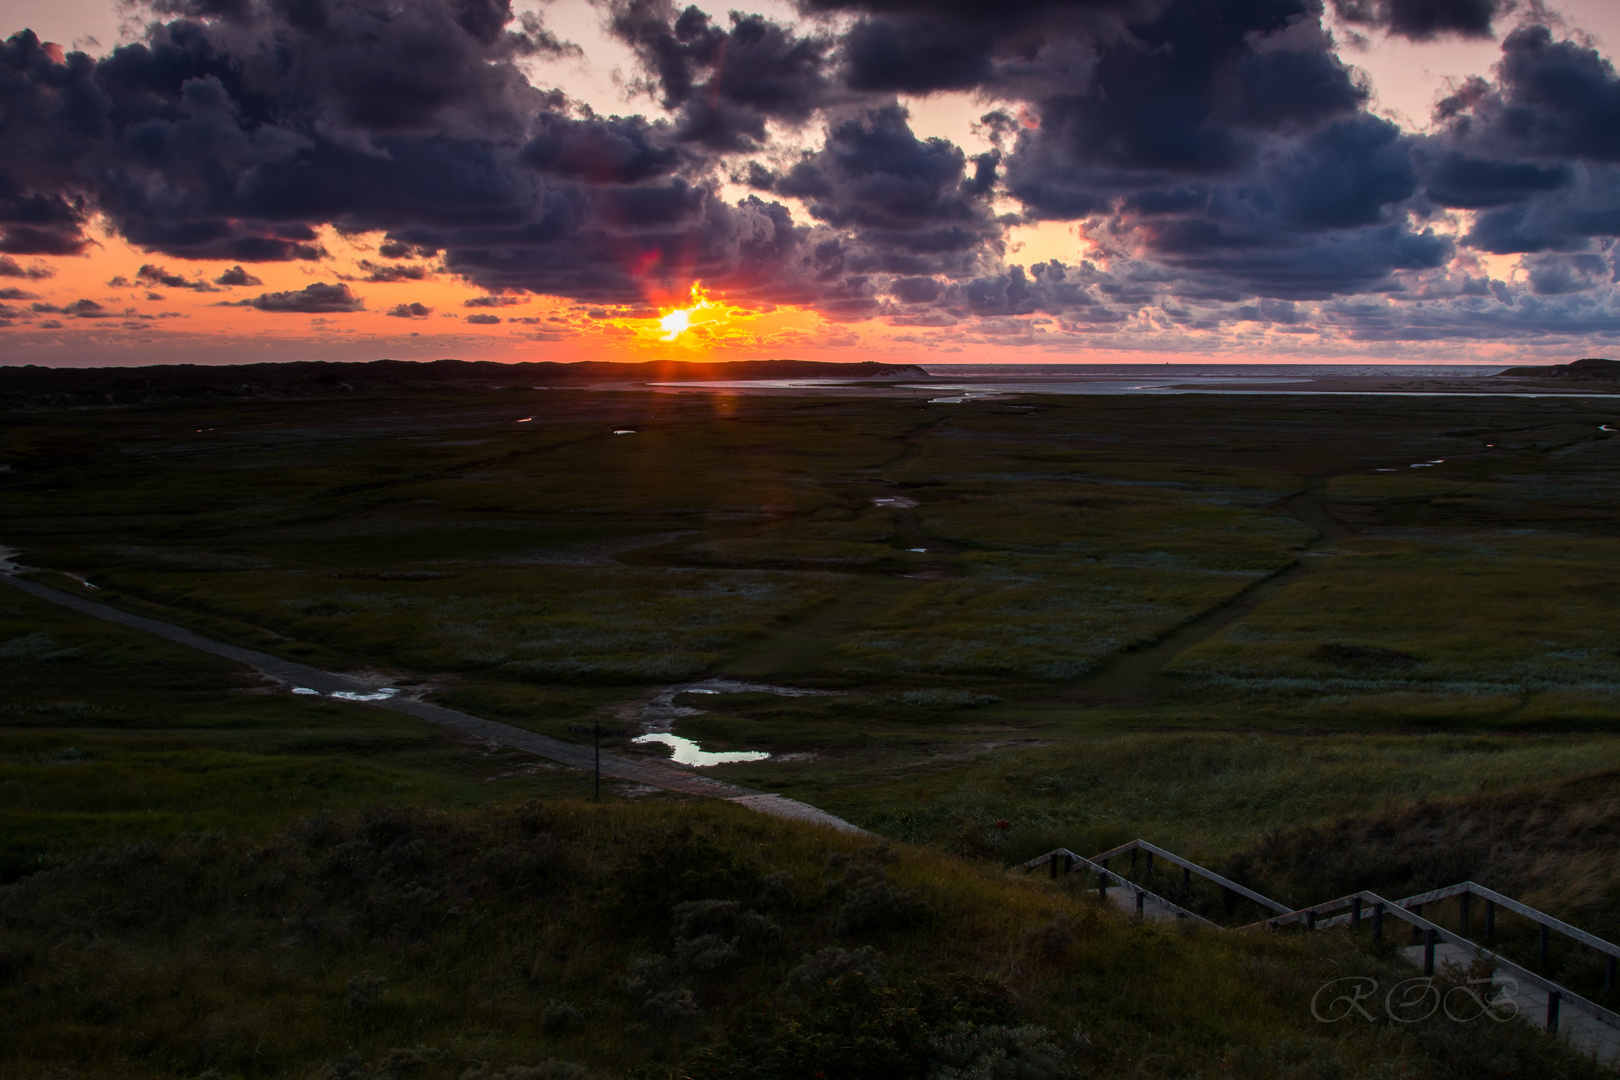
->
242, 282, 364, 313
2, 0, 1619, 351
214, 265, 263, 286
1333, 0, 1507, 41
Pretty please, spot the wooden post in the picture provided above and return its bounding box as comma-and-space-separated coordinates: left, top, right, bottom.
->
1135, 890, 1145, 917
1547, 990, 1561, 1033
1485, 900, 1496, 940
1538, 924, 1550, 967
1098, 870, 1108, 901
1306, 909, 1317, 931
1351, 897, 1362, 928
1064, 853, 1074, 875
1424, 929, 1437, 976
1372, 903, 1384, 943
1049, 855, 1058, 879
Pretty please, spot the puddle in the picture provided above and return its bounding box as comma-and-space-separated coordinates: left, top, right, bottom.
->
291, 686, 399, 701
632, 732, 771, 766
330, 688, 399, 702
622, 677, 835, 767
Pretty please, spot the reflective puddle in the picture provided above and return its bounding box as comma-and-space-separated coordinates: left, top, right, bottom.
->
632, 732, 770, 766
627, 677, 834, 767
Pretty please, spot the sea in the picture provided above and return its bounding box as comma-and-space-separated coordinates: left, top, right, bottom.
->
645, 362, 1565, 400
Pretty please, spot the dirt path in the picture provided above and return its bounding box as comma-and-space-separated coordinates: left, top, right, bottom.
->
0, 573, 865, 833
1066, 477, 1350, 704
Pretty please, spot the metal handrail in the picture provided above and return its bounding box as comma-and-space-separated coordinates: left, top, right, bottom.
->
1089, 838, 1292, 915
1018, 848, 1215, 926
1018, 840, 1620, 1036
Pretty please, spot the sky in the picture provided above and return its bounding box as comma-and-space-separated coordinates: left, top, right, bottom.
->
3, 0, 1620, 367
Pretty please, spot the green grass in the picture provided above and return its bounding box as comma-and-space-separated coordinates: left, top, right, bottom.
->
0, 799, 1603, 1080
7, 385, 1620, 1076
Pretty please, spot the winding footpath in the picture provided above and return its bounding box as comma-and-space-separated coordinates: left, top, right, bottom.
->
0, 572, 864, 834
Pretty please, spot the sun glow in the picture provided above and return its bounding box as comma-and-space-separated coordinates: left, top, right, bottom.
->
656, 281, 720, 342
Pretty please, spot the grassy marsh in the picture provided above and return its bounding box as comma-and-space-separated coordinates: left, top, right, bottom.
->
4, 383, 1620, 1075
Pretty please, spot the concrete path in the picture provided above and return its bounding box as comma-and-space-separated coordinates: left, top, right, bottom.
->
0, 574, 865, 834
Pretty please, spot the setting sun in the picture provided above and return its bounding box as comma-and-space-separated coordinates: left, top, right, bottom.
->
656, 282, 719, 342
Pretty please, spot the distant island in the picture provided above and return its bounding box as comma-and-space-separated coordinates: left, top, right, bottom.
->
1499, 357, 1620, 380
0, 358, 930, 407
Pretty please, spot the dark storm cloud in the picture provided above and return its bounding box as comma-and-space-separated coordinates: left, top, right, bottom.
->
1417, 25, 1620, 260
386, 301, 433, 317
240, 281, 363, 312
3, 0, 1620, 343
608, 1, 832, 150
1332, 0, 1507, 41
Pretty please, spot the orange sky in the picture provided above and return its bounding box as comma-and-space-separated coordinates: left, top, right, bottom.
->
1, 218, 1541, 369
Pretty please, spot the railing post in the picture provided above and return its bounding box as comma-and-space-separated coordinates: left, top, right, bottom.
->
1306, 909, 1317, 931
1485, 899, 1495, 940
1459, 892, 1470, 935
1547, 990, 1561, 1033
1135, 890, 1145, 917
1538, 924, 1550, 968
1098, 869, 1108, 901
1351, 897, 1363, 928
1373, 902, 1384, 943
1064, 853, 1073, 876
1424, 929, 1437, 976
1050, 855, 1058, 880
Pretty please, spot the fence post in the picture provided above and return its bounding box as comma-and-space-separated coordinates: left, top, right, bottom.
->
1538, 924, 1550, 968
1136, 890, 1145, 917
1485, 899, 1496, 940
1098, 869, 1108, 902
1064, 853, 1074, 876
1372, 903, 1384, 943
1424, 929, 1437, 976
1050, 855, 1058, 880
1306, 909, 1317, 931
1352, 897, 1362, 928
1547, 990, 1561, 1033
